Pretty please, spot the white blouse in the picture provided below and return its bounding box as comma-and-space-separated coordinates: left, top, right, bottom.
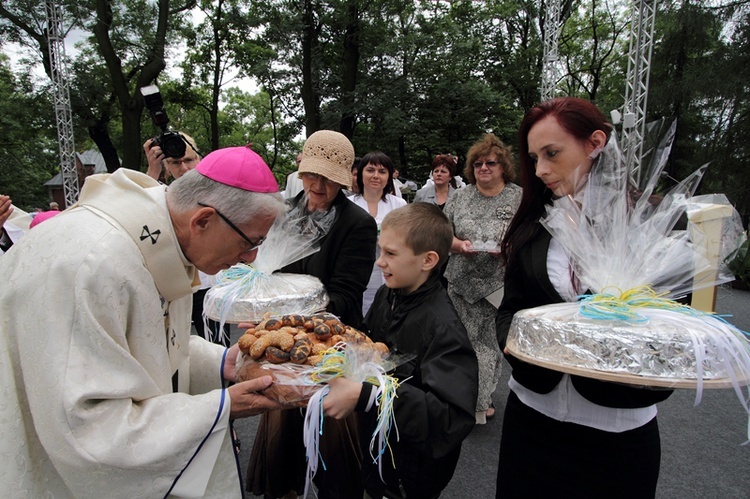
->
509, 237, 657, 433
347, 193, 407, 229
347, 193, 407, 315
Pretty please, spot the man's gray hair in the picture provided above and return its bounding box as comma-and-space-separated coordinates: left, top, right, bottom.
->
167, 169, 287, 223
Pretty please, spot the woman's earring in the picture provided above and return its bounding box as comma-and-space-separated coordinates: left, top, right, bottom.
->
588, 146, 602, 160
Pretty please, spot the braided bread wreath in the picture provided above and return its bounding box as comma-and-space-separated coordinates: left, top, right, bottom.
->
236, 313, 389, 406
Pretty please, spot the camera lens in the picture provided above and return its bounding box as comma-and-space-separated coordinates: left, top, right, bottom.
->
161, 132, 187, 158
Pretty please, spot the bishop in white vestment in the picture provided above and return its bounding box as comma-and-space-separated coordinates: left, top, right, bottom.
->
0, 146, 287, 498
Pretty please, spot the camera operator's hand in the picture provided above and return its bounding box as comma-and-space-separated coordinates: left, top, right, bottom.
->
0, 195, 13, 228
143, 139, 165, 182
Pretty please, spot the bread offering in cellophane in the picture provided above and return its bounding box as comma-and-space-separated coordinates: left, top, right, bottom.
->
204, 198, 338, 324
508, 297, 750, 388
506, 126, 750, 399
236, 312, 390, 407
237, 312, 407, 498
204, 268, 329, 323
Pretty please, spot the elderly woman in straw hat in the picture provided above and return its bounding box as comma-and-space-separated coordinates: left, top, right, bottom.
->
246, 130, 377, 499
282, 130, 377, 327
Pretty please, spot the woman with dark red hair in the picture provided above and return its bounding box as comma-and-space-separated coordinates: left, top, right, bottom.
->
414, 154, 459, 208
495, 97, 672, 498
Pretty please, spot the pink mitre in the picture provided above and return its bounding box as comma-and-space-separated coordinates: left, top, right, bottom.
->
196, 145, 279, 192
29, 210, 60, 229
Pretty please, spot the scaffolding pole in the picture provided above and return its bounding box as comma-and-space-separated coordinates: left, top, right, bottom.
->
540, 0, 564, 101
45, 0, 79, 207
622, 0, 658, 183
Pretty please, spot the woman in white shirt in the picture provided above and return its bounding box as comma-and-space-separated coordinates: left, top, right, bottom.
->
348, 151, 407, 314
496, 97, 672, 498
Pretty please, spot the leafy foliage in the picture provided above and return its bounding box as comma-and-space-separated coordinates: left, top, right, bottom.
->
0, 55, 60, 210
0, 0, 748, 225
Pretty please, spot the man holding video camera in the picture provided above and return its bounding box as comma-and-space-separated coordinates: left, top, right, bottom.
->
141, 85, 201, 184
143, 131, 201, 183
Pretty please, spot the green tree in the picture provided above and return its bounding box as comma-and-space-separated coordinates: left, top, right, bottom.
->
221, 86, 302, 176
0, 54, 60, 210
178, 0, 263, 152
648, 2, 731, 185
0, 0, 190, 171
558, 0, 627, 106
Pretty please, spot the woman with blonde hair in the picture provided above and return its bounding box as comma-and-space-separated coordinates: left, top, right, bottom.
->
443, 133, 522, 424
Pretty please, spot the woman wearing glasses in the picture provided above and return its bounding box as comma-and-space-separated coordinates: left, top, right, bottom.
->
443, 133, 521, 424
247, 130, 377, 499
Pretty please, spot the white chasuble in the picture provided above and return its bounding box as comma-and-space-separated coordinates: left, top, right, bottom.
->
0, 169, 241, 498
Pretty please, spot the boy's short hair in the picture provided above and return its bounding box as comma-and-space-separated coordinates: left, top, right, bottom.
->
381, 203, 453, 269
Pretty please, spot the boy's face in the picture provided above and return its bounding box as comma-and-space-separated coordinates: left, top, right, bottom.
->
377, 227, 430, 294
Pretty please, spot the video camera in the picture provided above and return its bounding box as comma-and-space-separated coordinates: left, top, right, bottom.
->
141, 85, 187, 159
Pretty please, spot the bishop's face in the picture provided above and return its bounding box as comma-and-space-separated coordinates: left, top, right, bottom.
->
187, 206, 277, 275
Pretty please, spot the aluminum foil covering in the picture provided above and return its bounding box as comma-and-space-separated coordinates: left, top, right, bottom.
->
508, 302, 747, 381
204, 272, 329, 323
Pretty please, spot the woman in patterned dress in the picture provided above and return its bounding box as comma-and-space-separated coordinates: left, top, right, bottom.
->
443, 133, 522, 424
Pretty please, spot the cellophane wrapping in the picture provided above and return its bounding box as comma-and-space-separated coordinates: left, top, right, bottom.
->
204, 197, 335, 323
236, 339, 407, 499
508, 123, 750, 395
236, 359, 322, 408
204, 270, 328, 323
541, 125, 739, 298
301, 344, 407, 499
509, 302, 750, 385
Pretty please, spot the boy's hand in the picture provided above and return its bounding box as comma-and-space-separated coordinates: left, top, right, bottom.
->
323, 377, 361, 419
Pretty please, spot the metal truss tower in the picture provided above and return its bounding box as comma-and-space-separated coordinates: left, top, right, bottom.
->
45, 0, 79, 207
540, 0, 564, 101
621, 0, 658, 183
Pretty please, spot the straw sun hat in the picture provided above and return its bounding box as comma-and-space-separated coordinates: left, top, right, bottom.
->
298, 130, 355, 187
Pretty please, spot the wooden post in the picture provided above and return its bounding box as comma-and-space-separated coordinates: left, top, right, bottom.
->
687, 203, 734, 312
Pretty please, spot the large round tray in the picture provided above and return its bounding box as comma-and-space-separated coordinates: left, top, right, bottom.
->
506, 303, 750, 389
204, 272, 329, 323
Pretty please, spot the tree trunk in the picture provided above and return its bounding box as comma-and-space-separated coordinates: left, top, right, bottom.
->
88, 120, 121, 173
210, 0, 224, 152
93, 0, 168, 170
301, 0, 321, 136
120, 96, 146, 170
339, 1, 360, 139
